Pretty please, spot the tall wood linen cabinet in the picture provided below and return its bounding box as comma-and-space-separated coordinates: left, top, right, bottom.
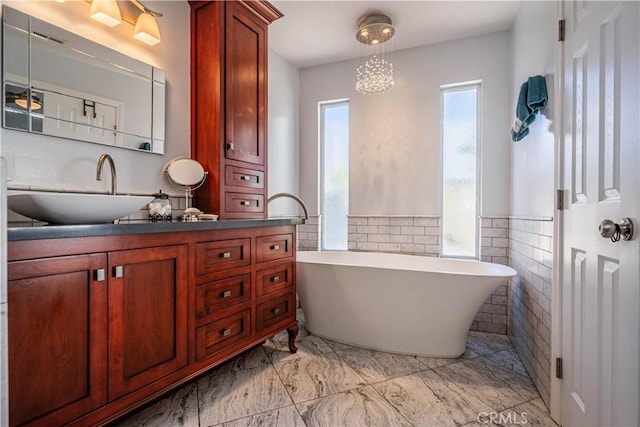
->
190, 0, 282, 219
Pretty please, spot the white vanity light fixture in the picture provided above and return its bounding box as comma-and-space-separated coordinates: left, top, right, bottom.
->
81, 0, 162, 46
133, 12, 161, 46
89, 0, 122, 27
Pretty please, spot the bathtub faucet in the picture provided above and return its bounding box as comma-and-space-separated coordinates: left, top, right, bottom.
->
267, 193, 309, 221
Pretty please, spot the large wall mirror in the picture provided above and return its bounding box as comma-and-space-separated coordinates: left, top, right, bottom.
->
2, 6, 166, 154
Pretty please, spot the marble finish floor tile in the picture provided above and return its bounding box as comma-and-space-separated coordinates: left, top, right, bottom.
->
484, 348, 529, 377
115, 383, 199, 427
466, 332, 512, 357
296, 385, 412, 427
415, 354, 461, 369
264, 326, 333, 363
214, 405, 305, 427
273, 353, 367, 403
112, 318, 555, 427
432, 357, 539, 411
499, 398, 558, 426
198, 364, 293, 426
335, 347, 425, 384
210, 345, 271, 376
373, 372, 489, 426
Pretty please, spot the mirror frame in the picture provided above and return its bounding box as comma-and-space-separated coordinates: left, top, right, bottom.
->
2, 5, 166, 154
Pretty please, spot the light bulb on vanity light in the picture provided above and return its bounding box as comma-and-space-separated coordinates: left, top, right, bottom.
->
90, 0, 122, 27
134, 12, 161, 46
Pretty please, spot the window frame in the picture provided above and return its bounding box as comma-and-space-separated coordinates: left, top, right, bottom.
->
439, 81, 482, 259
318, 99, 350, 251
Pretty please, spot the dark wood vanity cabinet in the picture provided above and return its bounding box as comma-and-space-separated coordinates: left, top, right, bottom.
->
191, 0, 282, 219
7, 224, 297, 426
7, 254, 108, 426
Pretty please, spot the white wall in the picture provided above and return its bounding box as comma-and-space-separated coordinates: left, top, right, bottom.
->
267, 49, 300, 216
510, 1, 556, 217
299, 31, 511, 217
1, 1, 190, 196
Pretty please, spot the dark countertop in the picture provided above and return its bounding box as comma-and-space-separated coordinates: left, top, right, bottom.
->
8, 218, 305, 241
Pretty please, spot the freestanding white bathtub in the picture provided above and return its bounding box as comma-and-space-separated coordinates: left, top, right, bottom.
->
297, 251, 517, 357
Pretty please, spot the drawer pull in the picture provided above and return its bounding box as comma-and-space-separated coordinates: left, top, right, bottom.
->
272, 275, 280, 282
95, 269, 106, 282
222, 290, 232, 298
239, 175, 251, 181
220, 252, 231, 259
227, 142, 234, 151
272, 308, 281, 315
240, 200, 251, 206
270, 244, 280, 251
222, 328, 232, 337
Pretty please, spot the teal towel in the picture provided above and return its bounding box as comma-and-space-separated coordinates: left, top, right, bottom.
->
511, 75, 548, 142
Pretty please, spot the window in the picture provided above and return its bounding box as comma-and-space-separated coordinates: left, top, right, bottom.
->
320, 100, 349, 250
441, 83, 480, 258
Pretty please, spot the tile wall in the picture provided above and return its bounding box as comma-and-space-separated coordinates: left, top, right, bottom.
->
347, 215, 441, 256
297, 215, 321, 251
508, 218, 553, 406
474, 217, 510, 334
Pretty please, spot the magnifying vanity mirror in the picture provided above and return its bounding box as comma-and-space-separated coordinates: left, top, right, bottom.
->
165, 158, 209, 218
2, 6, 166, 154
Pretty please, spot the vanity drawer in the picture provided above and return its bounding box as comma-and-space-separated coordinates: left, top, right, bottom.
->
256, 234, 293, 263
256, 293, 295, 332
225, 165, 264, 189
225, 193, 264, 213
256, 263, 293, 297
195, 238, 250, 275
196, 309, 251, 360
196, 274, 251, 322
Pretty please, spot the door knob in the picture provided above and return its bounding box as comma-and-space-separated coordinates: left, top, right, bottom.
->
599, 218, 634, 242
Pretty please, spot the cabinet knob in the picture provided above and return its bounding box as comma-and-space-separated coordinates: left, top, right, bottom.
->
272, 307, 281, 315
222, 290, 232, 298
95, 269, 106, 282
220, 252, 231, 259
270, 244, 280, 251
222, 328, 232, 337
239, 175, 251, 181
272, 275, 280, 283
227, 142, 234, 151
240, 200, 251, 206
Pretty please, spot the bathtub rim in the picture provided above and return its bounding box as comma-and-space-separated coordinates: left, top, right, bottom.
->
296, 250, 517, 279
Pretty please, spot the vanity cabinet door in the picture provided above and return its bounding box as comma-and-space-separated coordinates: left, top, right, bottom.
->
224, 0, 267, 167
107, 245, 188, 400
7, 254, 108, 427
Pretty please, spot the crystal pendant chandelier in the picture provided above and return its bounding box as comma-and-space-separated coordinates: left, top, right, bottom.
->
355, 14, 395, 95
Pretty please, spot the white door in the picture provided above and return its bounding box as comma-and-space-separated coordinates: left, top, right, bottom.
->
561, 1, 639, 426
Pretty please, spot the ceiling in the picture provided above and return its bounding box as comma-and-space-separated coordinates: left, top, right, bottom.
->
269, 1, 521, 68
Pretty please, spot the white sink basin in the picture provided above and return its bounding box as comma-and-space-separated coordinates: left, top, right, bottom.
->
8, 192, 153, 225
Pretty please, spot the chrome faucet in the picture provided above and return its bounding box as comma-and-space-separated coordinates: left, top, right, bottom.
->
267, 193, 309, 221
96, 154, 117, 195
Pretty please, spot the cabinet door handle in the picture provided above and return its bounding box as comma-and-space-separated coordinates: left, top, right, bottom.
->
271, 307, 281, 315
270, 244, 280, 251
220, 252, 231, 259
240, 200, 251, 206
95, 269, 106, 282
227, 142, 234, 151
239, 175, 251, 181
113, 266, 123, 278
222, 328, 232, 337
222, 290, 232, 298
272, 275, 280, 283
